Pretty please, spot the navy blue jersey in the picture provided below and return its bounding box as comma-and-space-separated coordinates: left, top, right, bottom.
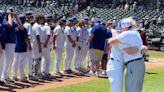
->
15, 28, 28, 53
3, 19, 18, 43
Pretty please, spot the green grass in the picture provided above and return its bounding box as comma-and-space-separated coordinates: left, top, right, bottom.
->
40, 68, 164, 92
148, 50, 164, 59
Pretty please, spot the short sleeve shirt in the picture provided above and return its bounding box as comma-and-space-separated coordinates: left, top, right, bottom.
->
117, 29, 143, 62
89, 24, 109, 51
15, 28, 28, 52
24, 22, 33, 40
53, 25, 65, 48
40, 24, 51, 44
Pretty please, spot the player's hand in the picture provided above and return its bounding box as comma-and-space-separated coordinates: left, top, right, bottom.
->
53, 46, 56, 50
39, 47, 42, 53
43, 44, 48, 48
85, 41, 89, 45
72, 42, 76, 47
28, 46, 32, 51
11, 12, 18, 18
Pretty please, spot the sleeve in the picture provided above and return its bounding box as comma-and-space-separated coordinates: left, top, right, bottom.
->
65, 27, 71, 35
107, 30, 112, 38
24, 29, 28, 38
90, 26, 96, 35
46, 26, 51, 35
2, 19, 8, 26
76, 28, 81, 37
34, 26, 40, 36
27, 25, 32, 36
12, 20, 18, 28
116, 31, 132, 43
54, 27, 60, 35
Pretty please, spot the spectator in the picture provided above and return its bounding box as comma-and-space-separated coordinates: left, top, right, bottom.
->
124, 2, 129, 10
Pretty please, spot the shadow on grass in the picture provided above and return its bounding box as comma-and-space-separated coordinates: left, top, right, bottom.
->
145, 72, 158, 75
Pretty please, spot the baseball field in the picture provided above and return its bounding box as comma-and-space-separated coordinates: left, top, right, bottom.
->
0, 50, 164, 92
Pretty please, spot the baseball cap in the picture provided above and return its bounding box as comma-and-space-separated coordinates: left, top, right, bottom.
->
45, 14, 54, 20
68, 18, 74, 22
19, 14, 26, 21
60, 18, 67, 23
25, 11, 33, 17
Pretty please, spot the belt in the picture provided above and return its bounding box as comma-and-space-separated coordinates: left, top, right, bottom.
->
125, 57, 143, 66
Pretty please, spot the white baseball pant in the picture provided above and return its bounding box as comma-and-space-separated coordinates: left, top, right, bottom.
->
1, 43, 15, 81
41, 47, 51, 74
74, 43, 88, 69
54, 47, 63, 73
26, 50, 33, 76
106, 59, 124, 92
12, 52, 26, 79
64, 45, 75, 70
0, 51, 4, 79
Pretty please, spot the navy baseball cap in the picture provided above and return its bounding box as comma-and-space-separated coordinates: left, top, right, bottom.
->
25, 11, 33, 17
60, 18, 67, 23
19, 14, 26, 21
68, 18, 74, 22
45, 14, 54, 20
84, 17, 89, 21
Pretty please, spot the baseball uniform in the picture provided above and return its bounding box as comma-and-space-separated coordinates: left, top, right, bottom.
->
31, 22, 42, 76
24, 22, 33, 76
53, 25, 65, 73
40, 23, 51, 75
64, 25, 77, 72
12, 27, 28, 81
1, 18, 18, 82
106, 29, 124, 92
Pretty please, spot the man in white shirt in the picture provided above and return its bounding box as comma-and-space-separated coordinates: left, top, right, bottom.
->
64, 18, 77, 74
24, 11, 38, 80
74, 20, 88, 72
31, 14, 44, 79
40, 14, 53, 78
53, 19, 66, 76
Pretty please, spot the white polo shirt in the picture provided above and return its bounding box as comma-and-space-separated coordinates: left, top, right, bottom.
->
117, 28, 143, 63
54, 25, 65, 49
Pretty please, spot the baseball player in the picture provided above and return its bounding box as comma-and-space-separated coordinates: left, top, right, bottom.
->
64, 18, 77, 74
53, 18, 66, 76
12, 14, 30, 82
0, 10, 6, 85
23, 11, 38, 80
1, 8, 19, 84
40, 14, 53, 77
74, 20, 89, 72
31, 13, 44, 79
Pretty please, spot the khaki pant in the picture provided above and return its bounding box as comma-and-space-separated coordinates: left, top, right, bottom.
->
89, 49, 104, 62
